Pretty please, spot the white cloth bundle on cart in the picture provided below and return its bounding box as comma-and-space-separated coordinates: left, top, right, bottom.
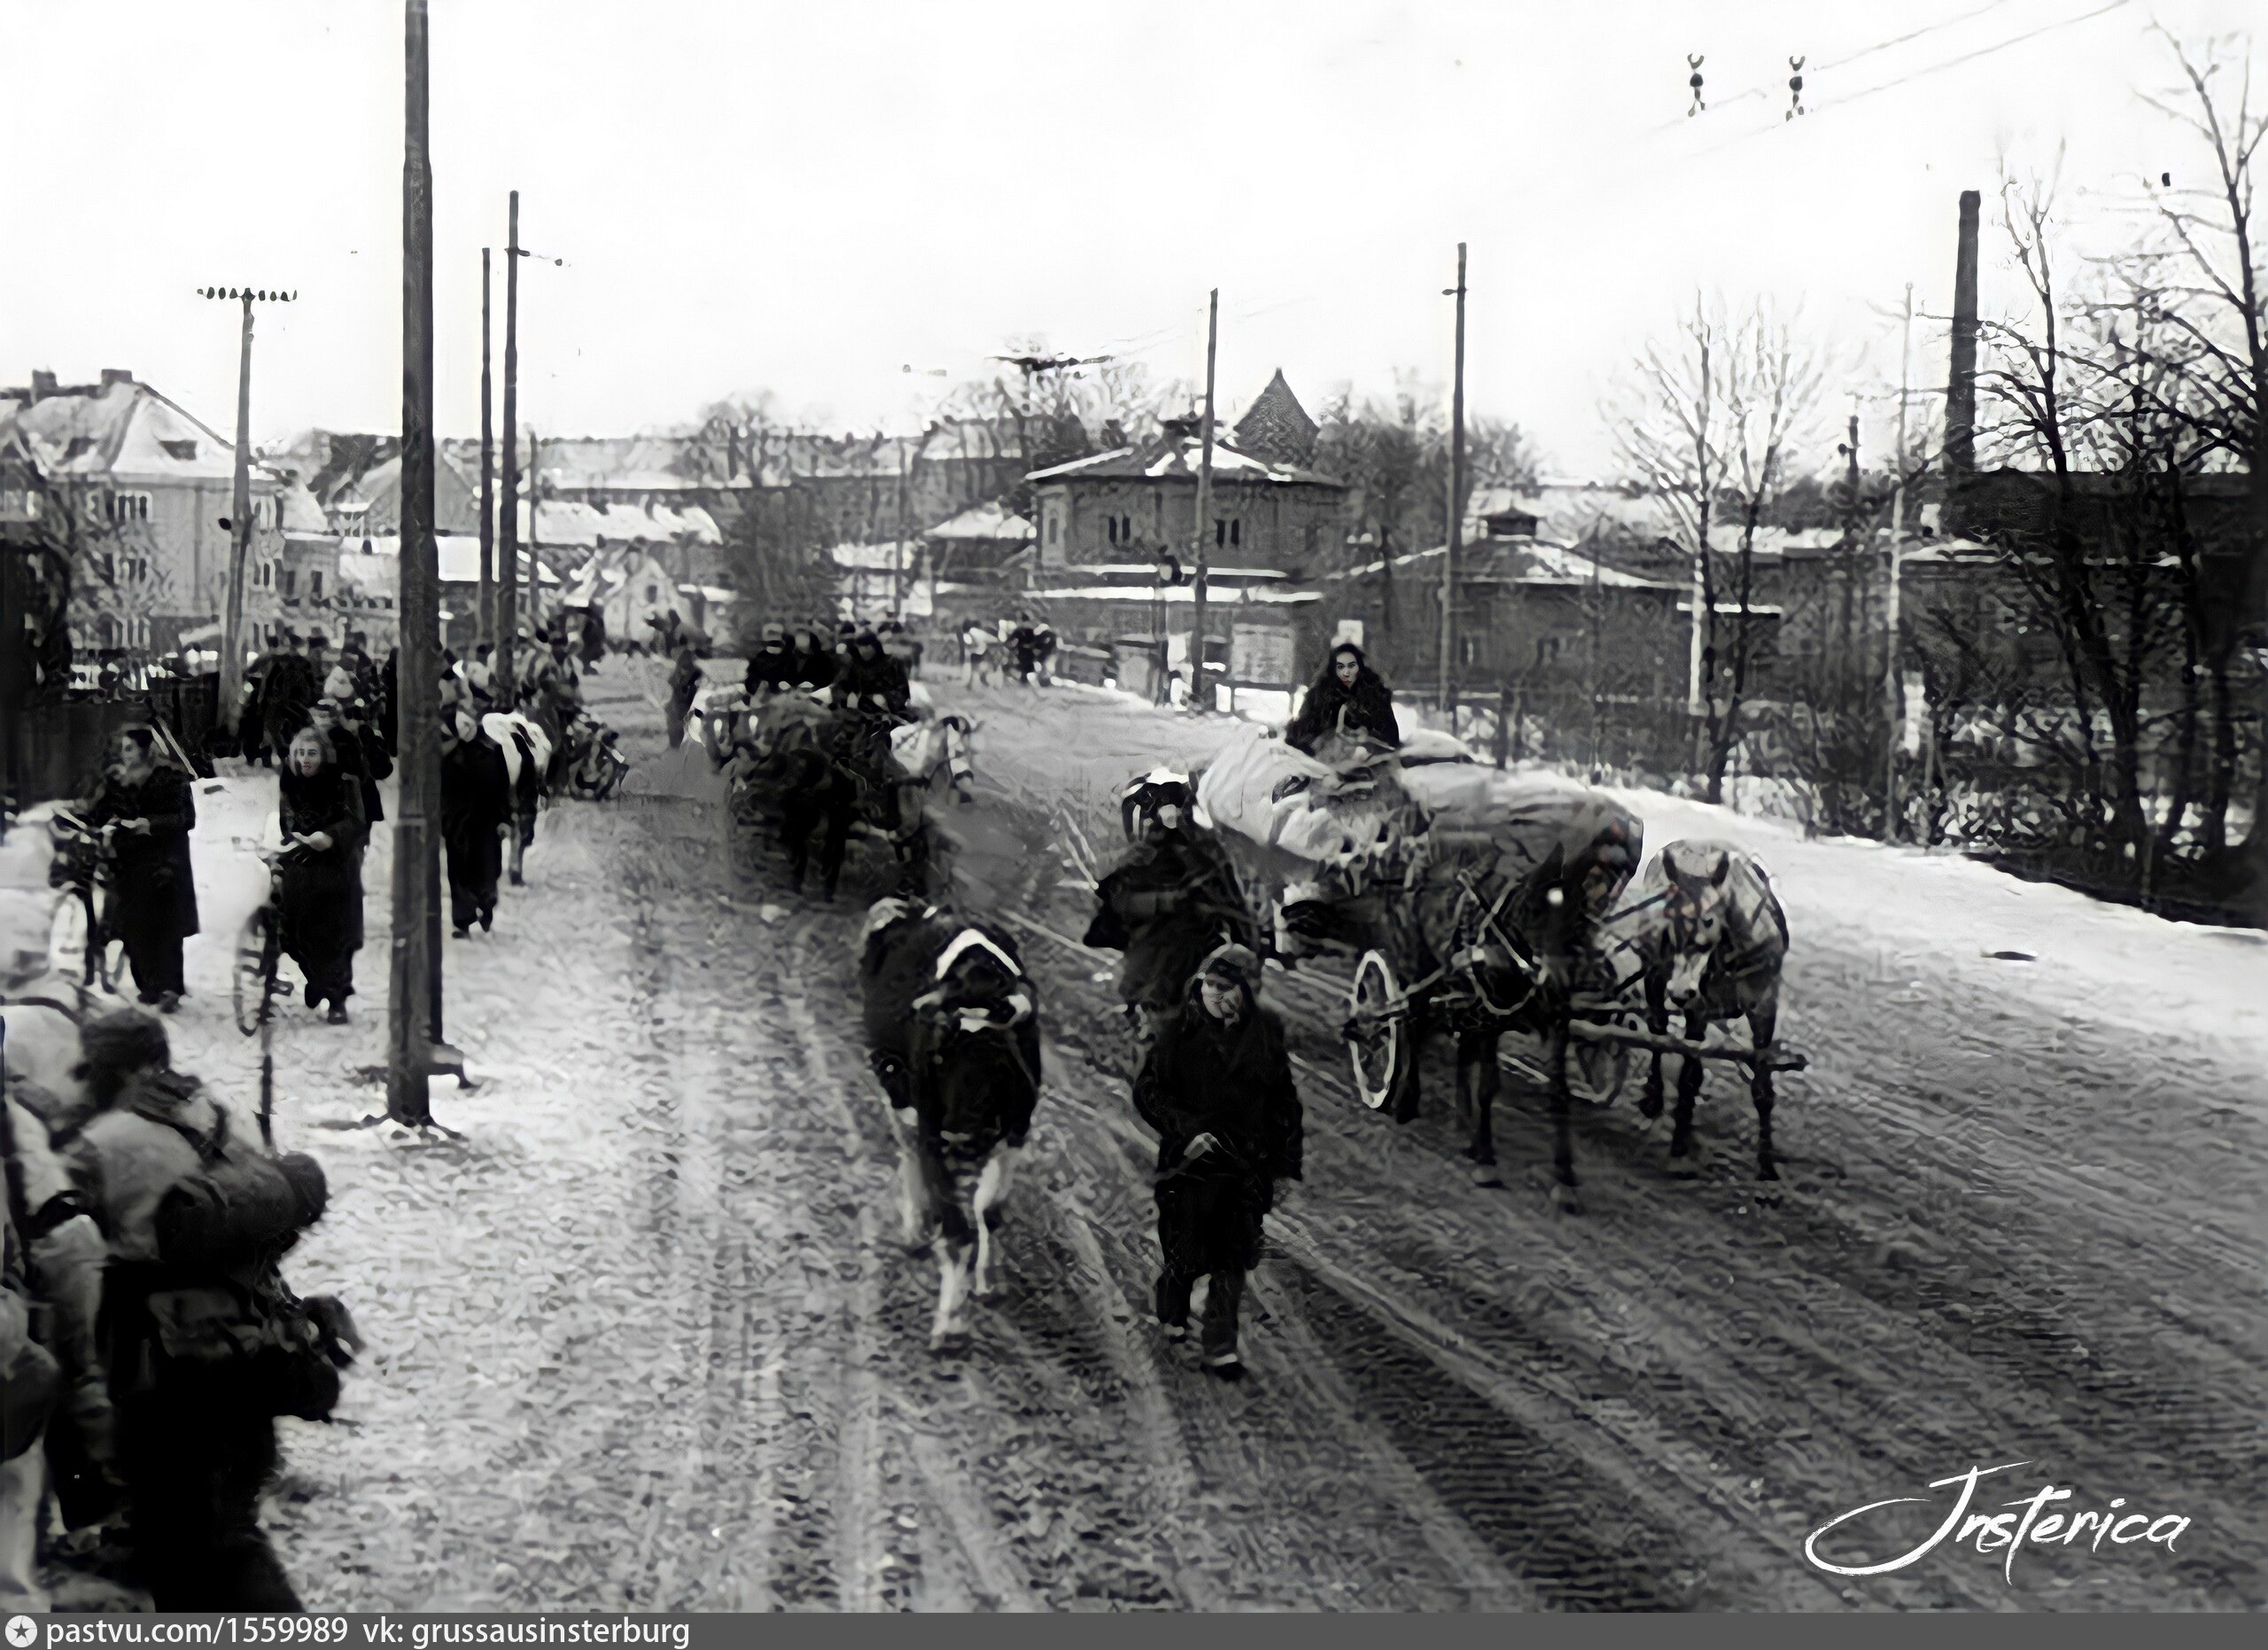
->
1196, 724, 1422, 869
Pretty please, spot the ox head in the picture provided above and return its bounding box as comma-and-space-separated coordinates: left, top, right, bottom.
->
1658, 843, 1736, 1010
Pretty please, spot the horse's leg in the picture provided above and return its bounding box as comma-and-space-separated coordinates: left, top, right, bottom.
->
1749, 990, 1782, 1181
1639, 967, 1668, 1121
1669, 1009, 1708, 1164
1462, 1031, 1505, 1187
1390, 992, 1425, 1125
972, 1148, 1015, 1300
1549, 1016, 1582, 1213
819, 784, 852, 900
781, 793, 814, 889
888, 1107, 931, 1251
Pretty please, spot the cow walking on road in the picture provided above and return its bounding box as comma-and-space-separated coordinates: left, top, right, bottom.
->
858, 899, 1041, 1352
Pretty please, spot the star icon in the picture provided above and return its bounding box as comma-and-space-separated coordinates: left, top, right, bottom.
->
7, 1615, 40, 1647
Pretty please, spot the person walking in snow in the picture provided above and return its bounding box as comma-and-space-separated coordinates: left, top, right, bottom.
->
1133, 943, 1302, 1380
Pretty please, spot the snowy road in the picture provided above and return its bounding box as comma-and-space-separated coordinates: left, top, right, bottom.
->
111, 664, 2262, 1611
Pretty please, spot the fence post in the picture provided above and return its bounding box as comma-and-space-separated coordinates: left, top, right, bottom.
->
1493, 684, 1511, 768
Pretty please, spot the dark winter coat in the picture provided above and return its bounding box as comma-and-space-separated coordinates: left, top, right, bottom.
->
258, 654, 321, 757
1084, 826, 1255, 1010
439, 736, 511, 886
1134, 984, 1303, 1276
276, 759, 368, 969
786, 641, 837, 691
324, 720, 389, 827
831, 644, 910, 715
84, 765, 200, 941
668, 648, 703, 713
744, 643, 796, 693
1285, 654, 1401, 755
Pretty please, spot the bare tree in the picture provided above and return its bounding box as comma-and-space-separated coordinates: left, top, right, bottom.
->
1613, 294, 1823, 803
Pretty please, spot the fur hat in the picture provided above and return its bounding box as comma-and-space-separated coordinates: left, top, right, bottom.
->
1199, 942, 1260, 987
74, 1008, 171, 1084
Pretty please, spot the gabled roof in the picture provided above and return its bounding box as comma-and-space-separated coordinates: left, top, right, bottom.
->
0, 377, 284, 488
1231, 370, 1318, 468
335, 449, 484, 535
1027, 429, 1341, 488
1330, 539, 1678, 590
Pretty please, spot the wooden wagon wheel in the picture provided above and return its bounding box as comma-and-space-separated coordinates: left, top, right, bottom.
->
1566, 1023, 1635, 1106
1345, 948, 1410, 1112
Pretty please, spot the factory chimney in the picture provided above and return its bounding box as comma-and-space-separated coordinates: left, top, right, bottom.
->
1944, 189, 1981, 477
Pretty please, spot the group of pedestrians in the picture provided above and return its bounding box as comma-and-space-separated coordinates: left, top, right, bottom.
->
959, 613, 1056, 689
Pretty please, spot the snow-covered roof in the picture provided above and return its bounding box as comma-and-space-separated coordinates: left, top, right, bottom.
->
923, 501, 1034, 541
0, 376, 286, 489
1332, 541, 1677, 590
1025, 584, 1318, 607
1027, 430, 1340, 488
336, 534, 562, 587
515, 497, 718, 548
829, 541, 920, 570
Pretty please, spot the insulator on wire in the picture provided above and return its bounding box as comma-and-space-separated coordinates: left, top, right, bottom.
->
1787, 57, 1806, 120
1688, 55, 1705, 117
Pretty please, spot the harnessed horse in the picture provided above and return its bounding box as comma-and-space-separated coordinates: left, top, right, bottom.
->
1400, 810, 1641, 1206
725, 693, 975, 900
1600, 839, 1791, 1180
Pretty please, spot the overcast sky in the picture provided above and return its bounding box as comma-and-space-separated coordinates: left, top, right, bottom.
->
2, 0, 2256, 476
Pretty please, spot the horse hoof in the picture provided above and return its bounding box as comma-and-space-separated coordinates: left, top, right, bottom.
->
928, 1330, 970, 1356
1758, 1163, 1782, 1183
982, 1207, 1007, 1232
1550, 1182, 1585, 1216
905, 1239, 932, 1258
1470, 1165, 1506, 1190
974, 1283, 1001, 1303
1638, 1097, 1664, 1121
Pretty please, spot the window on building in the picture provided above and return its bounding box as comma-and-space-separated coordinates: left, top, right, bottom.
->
1231, 519, 1241, 548
1214, 518, 1240, 549
160, 440, 198, 462
1047, 513, 1060, 545
310, 571, 324, 599
105, 491, 151, 524
282, 569, 298, 599
100, 552, 115, 581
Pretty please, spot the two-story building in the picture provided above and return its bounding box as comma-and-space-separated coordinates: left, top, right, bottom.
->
0, 369, 287, 658
1024, 376, 1348, 578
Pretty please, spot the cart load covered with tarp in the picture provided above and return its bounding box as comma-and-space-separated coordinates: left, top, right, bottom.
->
1194, 723, 1428, 884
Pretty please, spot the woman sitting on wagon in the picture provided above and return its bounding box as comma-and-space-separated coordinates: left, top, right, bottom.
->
1285, 642, 1401, 757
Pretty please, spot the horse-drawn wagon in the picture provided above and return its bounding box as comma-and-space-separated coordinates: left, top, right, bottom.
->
702, 683, 973, 899
1189, 724, 1806, 1197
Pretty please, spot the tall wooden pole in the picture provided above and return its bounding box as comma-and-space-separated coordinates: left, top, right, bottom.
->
1884, 283, 1914, 843
478, 247, 495, 649
497, 191, 521, 701
221, 295, 255, 735
1188, 289, 1219, 711
387, 0, 439, 1125
1441, 243, 1467, 713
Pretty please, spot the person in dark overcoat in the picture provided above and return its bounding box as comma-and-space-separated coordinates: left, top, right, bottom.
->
310, 691, 387, 828
666, 642, 703, 750
1132, 943, 1303, 1378
1084, 772, 1256, 1039
81, 728, 199, 1011
276, 727, 367, 1023
257, 634, 320, 765
786, 622, 838, 690
439, 711, 512, 937
1285, 641, 1402, 756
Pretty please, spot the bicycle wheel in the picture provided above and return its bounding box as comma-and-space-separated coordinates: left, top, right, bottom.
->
47, 891, 90, 985
232, 905, 279, 1037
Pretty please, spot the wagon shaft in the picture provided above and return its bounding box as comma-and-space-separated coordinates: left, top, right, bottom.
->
1569, 1018, 1808, 1075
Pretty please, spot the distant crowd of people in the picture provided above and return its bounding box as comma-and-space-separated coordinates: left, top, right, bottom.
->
957, 614, 1057, 689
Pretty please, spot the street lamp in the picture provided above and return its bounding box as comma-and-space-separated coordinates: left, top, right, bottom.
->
198, 285, 296, 747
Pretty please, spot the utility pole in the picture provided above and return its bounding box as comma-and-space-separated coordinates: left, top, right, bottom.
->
478, 247, 494, 648
497, 191, 522, 700
1884, 284, 1914, 843
387, 0, 441, 1127
1838, 407, 1861, 712
524, 430, 540, 634
199, 285, 295, 739
1188, 290, 1220, 712
1441, 243, 1468, 714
